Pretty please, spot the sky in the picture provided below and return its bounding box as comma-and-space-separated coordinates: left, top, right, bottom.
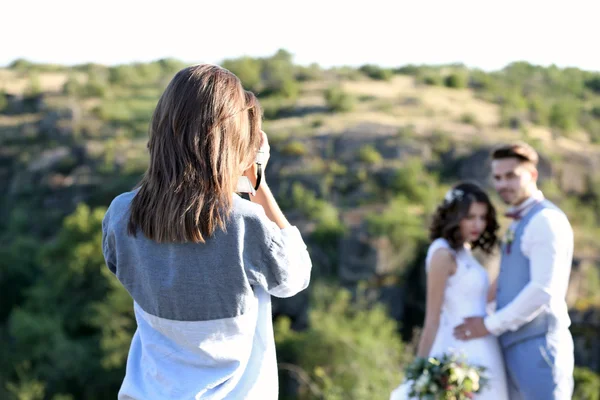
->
2, 0, 599, 71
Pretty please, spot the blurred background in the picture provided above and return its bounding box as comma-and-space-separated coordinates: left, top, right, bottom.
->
1, 0, 600, 399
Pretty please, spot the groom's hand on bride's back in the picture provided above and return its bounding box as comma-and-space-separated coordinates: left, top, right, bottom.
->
453, 317, 490, 340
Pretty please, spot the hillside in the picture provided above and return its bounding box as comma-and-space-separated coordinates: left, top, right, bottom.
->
1, 52, 600, 399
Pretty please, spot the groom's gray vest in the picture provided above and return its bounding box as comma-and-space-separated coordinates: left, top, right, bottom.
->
496, 200, 562, 348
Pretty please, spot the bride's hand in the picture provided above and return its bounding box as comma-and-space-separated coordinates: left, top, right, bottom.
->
453, 317, 489, 340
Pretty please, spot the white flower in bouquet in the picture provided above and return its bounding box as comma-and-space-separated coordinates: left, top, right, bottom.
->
451, 365, 467, 384
429, 383, 439, 393
467, 368, 480, 391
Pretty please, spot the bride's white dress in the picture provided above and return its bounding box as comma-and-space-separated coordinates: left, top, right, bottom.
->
391, 238, 509, 400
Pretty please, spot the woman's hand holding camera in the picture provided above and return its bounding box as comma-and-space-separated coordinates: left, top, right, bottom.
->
244, 130, 289, 228
243, 130, 270, 189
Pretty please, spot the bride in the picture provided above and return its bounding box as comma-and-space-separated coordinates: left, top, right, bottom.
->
391, 182, 509, 399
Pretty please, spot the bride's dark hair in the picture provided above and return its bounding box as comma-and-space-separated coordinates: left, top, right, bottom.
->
429, 181, 499, 253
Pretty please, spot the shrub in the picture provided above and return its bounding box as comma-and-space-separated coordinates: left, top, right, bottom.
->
359, 64, 393, 81
0, 90, 7, 112
468, 70, 495, 90
460, 112, 478, 126
420, 73, 443, 86
8, 58, 35, 71
259, 96, 293, 120
81, 80, 108, 98
394, 64, 421, 76
357, 145, 383, 164
324, 86, 354, 112
444, 72, 468, 89
585, 76, 600, 94
311, 118, 324, 128
25, 74, 42, 96
296, 63, 323, 82
281, 141, 308, 157
573, 367, 600, 400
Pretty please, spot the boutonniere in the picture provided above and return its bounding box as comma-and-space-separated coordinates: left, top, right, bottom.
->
504, 228, 515, 254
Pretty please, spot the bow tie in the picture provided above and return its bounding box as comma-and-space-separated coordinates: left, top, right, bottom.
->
505, 211, 522, 220
505, 199, 542, 221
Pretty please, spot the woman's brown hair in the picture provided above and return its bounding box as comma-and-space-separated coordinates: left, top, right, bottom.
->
429, 181, 499, 253
128, 64, 262, 243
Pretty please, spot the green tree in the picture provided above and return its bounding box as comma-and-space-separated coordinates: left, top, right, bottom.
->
221, 56, 262, 92
366, 195, 428, 273
280, 183, 346, 275
0, 236, 40, 321
8, 59, 35, 72
388, 158, 441, 206
6, 205, 133, 399
549, 101, 579, 133
275, 283, 407, 399
528, 96, 550, 125
261, 49, 299, 99
585, 76, 600, 94
156, 58, 187, 76
108, 65, 139, 86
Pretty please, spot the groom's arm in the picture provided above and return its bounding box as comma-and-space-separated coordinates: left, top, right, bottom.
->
483, 209, 573, 336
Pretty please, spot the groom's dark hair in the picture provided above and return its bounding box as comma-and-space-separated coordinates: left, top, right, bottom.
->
491, 142, 539, 166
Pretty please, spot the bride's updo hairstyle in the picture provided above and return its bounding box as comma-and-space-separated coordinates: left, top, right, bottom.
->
429, 181, 499, 253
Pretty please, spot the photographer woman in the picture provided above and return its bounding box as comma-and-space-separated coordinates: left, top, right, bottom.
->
102, 64, 312, 399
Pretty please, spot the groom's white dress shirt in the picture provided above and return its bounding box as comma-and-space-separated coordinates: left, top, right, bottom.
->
484, 190, 574, 336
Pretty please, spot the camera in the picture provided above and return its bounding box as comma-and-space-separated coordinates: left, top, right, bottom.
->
236, 149, 266, 195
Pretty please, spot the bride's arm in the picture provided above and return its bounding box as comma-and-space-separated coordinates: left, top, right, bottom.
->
416, 248, 456, 358
487, 278, 497, 303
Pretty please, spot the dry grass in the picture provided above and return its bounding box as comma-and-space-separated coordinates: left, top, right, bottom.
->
339, 76, 500, 126
0, 113, 40, 127
281, 75, 503, 141
0, 69, 82, 94
341, 76, 415, 98
271, 77, 600, 180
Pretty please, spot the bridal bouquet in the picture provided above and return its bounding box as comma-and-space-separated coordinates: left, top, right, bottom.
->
403, 353, 488, 399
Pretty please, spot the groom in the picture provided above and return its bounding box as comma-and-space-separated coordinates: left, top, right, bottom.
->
453, 142, 574, 399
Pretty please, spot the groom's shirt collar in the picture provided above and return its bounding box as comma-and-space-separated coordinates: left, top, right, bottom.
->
507, 190, 544, 220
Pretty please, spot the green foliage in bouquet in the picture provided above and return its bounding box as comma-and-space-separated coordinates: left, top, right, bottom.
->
404, 353, 488, 400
